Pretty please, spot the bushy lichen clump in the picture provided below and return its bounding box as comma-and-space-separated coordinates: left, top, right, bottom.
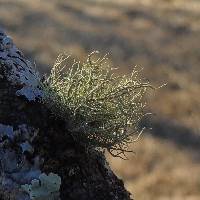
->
41, 52, 153, 158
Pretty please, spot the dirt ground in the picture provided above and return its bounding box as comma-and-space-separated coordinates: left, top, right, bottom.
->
0, 0, 200, 199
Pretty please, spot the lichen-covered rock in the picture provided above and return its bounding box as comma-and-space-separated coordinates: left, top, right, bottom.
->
0, 124, 42, 200
0, 29, 132, 200
0, 30, 57, 199
0, 29, 42, 101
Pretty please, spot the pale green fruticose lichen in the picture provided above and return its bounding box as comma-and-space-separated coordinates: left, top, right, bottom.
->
21, 173, 61, 200
41, 52, 153, 158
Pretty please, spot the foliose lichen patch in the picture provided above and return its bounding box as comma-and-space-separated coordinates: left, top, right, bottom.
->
21, 173, 61, 200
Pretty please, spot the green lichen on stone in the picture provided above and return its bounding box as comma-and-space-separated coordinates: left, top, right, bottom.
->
21, 173, 61, 200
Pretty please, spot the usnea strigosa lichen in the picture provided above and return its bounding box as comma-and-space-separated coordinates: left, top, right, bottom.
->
41, 51, 154, 159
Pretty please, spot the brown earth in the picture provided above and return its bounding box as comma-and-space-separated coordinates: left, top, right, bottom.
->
0, 0, 200, 199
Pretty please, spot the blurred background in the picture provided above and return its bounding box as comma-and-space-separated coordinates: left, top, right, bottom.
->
0, 0, 200, 199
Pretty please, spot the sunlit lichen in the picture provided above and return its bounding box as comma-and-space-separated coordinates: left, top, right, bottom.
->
41, 51, 153, 158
